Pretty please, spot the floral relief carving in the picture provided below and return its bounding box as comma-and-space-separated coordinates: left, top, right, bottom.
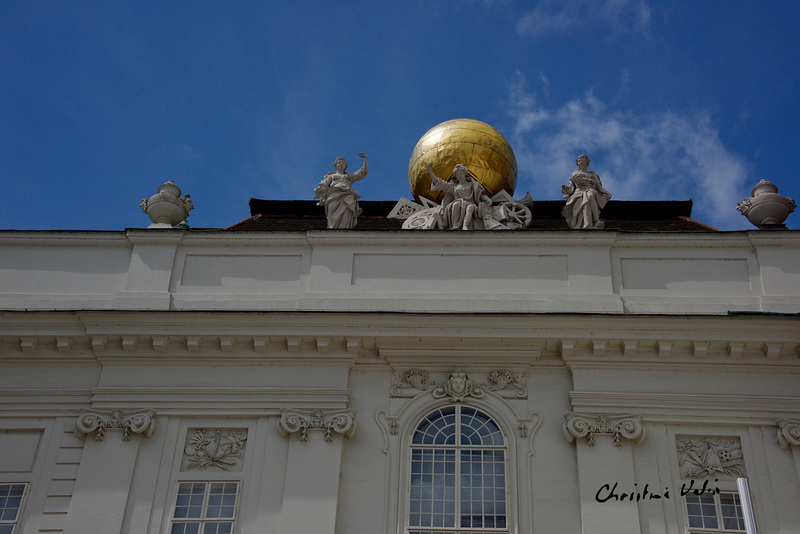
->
676, 436, 744, 478
74, 408, 156, 441
564, 412, 645, 446
278, 408, 356, 442
486, 370, 527, 398
777, 419, 800, 449
391, 369, 432, 396
391, 369, 527, 400
183, 429, 247, 471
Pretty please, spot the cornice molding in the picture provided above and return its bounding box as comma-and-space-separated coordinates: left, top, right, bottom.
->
570, 391, 800, 421
74, 408, 156, 441
1, 312, 797, 366
564, 412, 645, 446
278, 408, 356, 442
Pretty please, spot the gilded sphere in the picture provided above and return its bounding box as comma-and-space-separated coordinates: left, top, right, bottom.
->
408, 118, 517, 202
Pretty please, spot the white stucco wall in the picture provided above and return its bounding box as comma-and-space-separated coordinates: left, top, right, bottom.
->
0, 229, 798, 314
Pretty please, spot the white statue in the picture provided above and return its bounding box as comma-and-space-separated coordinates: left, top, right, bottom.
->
389, 163, 533, 231
427, 163, 491, 230
561, 155, 611, 229
314, 153, 368, 229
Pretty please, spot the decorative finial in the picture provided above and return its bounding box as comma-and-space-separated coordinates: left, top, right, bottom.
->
737, 179, 795, 229
140, 181, 194, 229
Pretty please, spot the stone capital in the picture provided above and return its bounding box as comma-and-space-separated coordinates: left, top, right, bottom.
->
278, 408, 356, 442
74, 408, 156, 441
564, 412, 644, 446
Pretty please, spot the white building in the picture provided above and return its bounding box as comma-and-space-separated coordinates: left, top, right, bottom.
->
0, 190, 799, 534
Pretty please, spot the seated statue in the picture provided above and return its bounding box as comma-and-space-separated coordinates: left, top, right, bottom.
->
561, 155, 611, 229
314, 153, 368, 229
427, 163, 491, 230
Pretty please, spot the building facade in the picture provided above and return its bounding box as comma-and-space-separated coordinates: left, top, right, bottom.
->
0, 221, 799, 533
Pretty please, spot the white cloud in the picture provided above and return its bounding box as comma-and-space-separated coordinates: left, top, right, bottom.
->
516, 0, 650, 39
504, 72, 751, 230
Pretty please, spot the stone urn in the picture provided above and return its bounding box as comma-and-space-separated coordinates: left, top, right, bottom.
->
140, 181, 194, 228
737, 180, 795, 229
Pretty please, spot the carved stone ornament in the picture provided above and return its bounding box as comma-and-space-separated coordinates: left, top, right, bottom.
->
278, 408, 356, 442
391, 189, 533, 231
389, 161, 532, 230
74, 408, 156, 441
777, 419, 800, 449
183, 429, 248, 471
737, 179, 795, 228
676, 436, 744, 479
391, 369, 526, 400
563, 412, 644, 446
140, 180, 193, 228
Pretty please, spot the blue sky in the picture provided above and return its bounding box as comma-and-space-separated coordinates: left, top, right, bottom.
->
1, 1, 798, 231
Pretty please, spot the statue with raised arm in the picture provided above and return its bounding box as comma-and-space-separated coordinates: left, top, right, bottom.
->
561, 155, 611, 229
314, 153, 368, 229
427, 163, 491, 230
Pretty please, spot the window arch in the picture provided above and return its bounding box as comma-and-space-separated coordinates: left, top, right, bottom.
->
407, 405, 508, 533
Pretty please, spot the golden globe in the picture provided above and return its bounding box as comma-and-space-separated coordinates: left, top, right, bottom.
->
408, 118, 517, 202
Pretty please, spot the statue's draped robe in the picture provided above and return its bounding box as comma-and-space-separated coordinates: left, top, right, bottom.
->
433, 178, 487, 230
314, 167, 367, 229
562, 170, 611, 229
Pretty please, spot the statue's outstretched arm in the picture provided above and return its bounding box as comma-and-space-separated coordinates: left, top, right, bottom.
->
352, 152, 368, 181
427, 163, 448, 191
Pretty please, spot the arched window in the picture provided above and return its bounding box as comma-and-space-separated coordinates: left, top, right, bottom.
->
407, 405, 508, 533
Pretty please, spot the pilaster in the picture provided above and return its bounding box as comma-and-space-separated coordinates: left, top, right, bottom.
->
565, 412, 645, 534
62, 409, 156, 534
277, 409, 355, 533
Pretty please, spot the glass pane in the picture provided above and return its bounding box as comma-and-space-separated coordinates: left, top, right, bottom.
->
413, 407, 457, 445
409, 407, 508, 533
409, 448, 456, 528
207, 483, 238, 520
203, 523, 234, 534
171, 523, 200, 534
0, 483, 25, 526
686, 494, 718, 529
174, 483, 206, 519
720, 492, 745, 530
459, 449, 506, 530
460, 407, 504, 446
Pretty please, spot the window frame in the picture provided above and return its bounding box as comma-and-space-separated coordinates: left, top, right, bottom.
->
684, 490, 748, 534
0, 483, 28, 534
169, 480, 241, 534
404, 404, 511, 534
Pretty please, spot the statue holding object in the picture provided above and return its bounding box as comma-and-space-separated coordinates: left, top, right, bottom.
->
427, 163, 492, 230
389, 162, 533, 230
314, 153, 368, 229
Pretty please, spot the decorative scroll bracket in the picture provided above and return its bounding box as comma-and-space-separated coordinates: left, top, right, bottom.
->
74, 408, 156, 442
278, 408, 356, 442
777, 419, 800, 449
564, 412, 644, 447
